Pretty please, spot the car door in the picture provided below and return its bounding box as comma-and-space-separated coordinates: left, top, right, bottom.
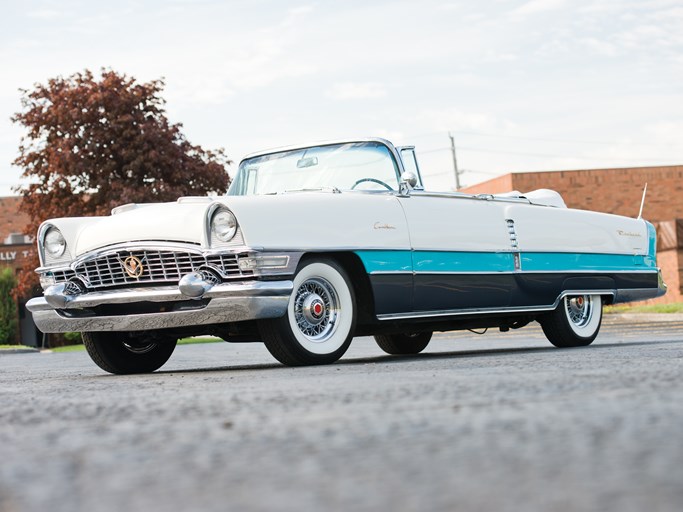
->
396, 193, 517, 314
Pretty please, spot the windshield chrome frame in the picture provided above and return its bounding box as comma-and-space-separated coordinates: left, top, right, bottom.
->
231, 138, 424, 195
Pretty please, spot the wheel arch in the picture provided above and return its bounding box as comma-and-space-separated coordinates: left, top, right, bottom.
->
561, 276, 616, 306
298, 251, 376, 326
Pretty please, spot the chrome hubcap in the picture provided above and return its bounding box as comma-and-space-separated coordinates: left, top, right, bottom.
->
565, 295, 593, 327
293, 278, 339, 342
302, 293, 326, 325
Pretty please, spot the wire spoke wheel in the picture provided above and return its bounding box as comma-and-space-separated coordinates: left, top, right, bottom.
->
293, 278, 339, 341
565, 295, 593, 328
259, 259, 356, 366
541, 294, 603, 348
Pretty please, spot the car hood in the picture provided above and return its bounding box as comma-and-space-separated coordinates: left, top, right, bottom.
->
50, 192, 412, 259
69, 201, 212, 257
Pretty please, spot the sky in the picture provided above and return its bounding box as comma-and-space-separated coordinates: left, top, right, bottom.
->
1, 0, 682, 195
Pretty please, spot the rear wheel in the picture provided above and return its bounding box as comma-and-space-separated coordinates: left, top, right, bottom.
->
540, 294, 603, 348
259, 259, 356, 366
374, 332, 432, 355
82, 332, 177, 374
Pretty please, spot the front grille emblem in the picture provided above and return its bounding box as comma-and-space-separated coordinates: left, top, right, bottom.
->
121, 255, 144, 278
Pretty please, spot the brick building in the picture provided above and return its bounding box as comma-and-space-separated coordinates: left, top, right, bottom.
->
0, 196, 39, 345
462, 164, 683, 304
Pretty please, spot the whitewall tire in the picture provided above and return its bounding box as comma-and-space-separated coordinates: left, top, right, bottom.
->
259, 259, 356, 366
540, 294, 603, 348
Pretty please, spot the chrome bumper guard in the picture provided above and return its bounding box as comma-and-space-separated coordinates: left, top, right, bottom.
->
26, 280, 293, 333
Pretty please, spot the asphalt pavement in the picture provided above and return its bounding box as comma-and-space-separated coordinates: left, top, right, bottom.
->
1, 316, 682, 512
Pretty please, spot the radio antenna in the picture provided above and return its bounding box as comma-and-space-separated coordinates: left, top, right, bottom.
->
637, 183, 648, 219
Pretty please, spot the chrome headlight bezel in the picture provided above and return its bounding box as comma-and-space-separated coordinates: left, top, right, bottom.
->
43, 227, 67, 259
211, 209, 238, 243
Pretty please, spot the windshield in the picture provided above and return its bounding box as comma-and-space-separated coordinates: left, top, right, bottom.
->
227, 142, 400, 196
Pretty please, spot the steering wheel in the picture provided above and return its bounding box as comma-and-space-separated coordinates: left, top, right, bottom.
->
350, 178, 394, 191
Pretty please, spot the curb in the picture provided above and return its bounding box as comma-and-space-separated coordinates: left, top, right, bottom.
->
0, 348, 40, 355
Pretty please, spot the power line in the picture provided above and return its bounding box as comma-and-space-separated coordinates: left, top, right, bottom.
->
407, 129, 679, 149
416, 144, 681, 163
448, 130, 630, 146
456, 145, 681, 162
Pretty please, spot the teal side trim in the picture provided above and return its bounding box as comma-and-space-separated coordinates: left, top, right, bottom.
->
355, 249, 658, 274
354, 250, 412, 273
645, 221, 657, 267
413, 251, 514, 273
355, 250, 514, 273
521, 252, 656, 272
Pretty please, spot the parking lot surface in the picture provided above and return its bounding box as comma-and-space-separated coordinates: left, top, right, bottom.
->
1, 316, 682, 512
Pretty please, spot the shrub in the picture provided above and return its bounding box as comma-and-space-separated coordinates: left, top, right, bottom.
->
0, 268, 18, 344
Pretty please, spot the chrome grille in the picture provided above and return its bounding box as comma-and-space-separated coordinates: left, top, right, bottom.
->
49, 249, 253, 290
52, 269, 77, 282
206, 253, 243, 273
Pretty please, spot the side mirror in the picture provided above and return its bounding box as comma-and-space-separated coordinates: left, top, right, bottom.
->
398, 171, 418, 196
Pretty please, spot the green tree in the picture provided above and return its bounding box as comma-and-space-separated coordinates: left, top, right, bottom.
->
11, 69, 232, 296
0, 268, 18, 344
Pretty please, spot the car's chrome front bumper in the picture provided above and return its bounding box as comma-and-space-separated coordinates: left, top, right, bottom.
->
26, 280, 292, 333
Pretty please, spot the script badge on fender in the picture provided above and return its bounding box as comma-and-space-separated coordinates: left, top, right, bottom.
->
122, 255, 144, 278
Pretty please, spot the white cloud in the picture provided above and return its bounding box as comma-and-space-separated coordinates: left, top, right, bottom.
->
415, 107, 517, 135
510, 0, 567, 18
26, 9, 61, 19
325, 82, 387, 100
579, 37, 619, 57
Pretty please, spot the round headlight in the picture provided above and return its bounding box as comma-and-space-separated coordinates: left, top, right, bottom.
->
212, 210, 237, 242
44, 228, 67, 258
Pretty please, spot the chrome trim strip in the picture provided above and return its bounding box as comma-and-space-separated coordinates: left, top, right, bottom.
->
376, 289, 617, 321
242, 137, 399, 162
185, 247, 647, 260
368, 271, 414, 275
508, 269, 658, 275
367, 269, 660, 276
408, 190, 532, 204
27, 281, 293, 333
27, 281, 292, 311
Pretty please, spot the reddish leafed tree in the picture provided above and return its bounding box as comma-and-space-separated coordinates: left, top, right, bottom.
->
11, 69, 232, 297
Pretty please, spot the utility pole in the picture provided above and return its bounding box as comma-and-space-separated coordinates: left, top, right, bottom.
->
449, 132, 461, 190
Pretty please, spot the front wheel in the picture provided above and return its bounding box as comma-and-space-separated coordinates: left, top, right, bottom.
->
82, 332, 178, 374
540, 294, 603, 348
259, 259, 356, 366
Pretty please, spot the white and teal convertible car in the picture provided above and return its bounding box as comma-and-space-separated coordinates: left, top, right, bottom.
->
27, 138, 666, 373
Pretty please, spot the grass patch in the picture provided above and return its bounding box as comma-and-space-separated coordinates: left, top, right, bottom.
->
52, 344, 86, 353
178, 336, 223, 345
49, 336, 223, 353
0, 344, 34, 350
605, 302, 683, 314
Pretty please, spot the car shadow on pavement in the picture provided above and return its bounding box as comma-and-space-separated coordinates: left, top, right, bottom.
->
139, 338, 683, 376
345, 338, 683, 365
